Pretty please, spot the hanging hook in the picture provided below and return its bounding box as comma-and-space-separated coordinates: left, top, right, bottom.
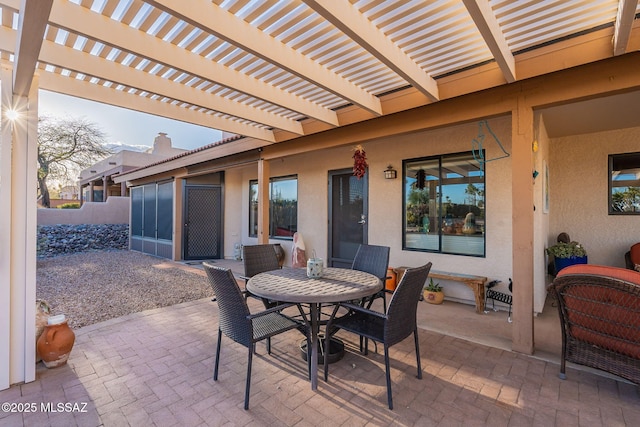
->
471, 120, 510, 171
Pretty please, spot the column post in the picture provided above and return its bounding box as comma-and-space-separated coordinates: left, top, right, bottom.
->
511, 100, 535, 354
257, 158, 270, 244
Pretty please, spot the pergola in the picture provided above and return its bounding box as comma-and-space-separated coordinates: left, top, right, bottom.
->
1, 0, 639, 389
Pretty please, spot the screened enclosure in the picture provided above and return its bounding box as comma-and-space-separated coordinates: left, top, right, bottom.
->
130, 181, 174, 258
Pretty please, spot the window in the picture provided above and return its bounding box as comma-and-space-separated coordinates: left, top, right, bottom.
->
249, 176, 298, 239
609, 152, 640, 214
403, 152, 485, 256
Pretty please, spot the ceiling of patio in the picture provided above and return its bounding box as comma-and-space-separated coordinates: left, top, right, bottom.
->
1, 0, 639, 147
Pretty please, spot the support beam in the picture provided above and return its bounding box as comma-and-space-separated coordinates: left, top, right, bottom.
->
257, 159, 270, 244
11, 0, 53, 96
147, 0, 383, 116
463, 0, 516, 83
304, 0, 439, 102
0, 64, 12, 391
37, 71, 277, 143
38, 40, 304, 136
0, 26, 299, 137
511, 100, 534, 354
613, 0, 637, 55
46, 0, 339, 127
0, 65, 38, 389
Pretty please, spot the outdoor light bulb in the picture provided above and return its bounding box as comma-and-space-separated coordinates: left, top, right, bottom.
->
6, 109, 19, 121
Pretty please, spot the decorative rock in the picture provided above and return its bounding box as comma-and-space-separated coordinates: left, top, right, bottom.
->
37, 224, 129, 258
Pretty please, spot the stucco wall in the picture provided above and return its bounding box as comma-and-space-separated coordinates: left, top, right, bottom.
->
549, 126, 640, 268
223, 168, 244, 258
225, 117, 518, 307
37, 196, 130, 225
533, 115, 552, 313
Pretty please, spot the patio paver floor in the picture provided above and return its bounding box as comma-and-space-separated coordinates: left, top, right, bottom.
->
2, 262, 639, 426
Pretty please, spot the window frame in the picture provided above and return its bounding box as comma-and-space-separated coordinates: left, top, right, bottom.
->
402, 151, 486, 257
249, 175, 298, 240
609, 152, 640, 215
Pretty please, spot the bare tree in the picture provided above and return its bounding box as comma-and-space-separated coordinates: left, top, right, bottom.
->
37, 116, 112, 208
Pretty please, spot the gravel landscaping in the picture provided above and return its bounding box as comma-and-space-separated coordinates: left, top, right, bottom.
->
36, 250, 213, 329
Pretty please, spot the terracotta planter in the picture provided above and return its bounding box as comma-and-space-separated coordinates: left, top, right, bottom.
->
423, 290, 444, 304
37, 315, 75, 368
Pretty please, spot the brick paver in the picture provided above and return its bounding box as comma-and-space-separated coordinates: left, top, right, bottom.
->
1, 296, 638, 426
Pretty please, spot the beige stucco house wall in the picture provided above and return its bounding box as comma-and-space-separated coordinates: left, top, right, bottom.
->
37, 196, 130, 225
549, 126, 640, 268
227, 117, 526, 309
186, 116, 640, 315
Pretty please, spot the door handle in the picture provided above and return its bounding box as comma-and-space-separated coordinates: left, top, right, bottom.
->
358, 214, 366, 225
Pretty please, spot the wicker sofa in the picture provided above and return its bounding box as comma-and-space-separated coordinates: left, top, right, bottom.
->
548, 264, 640, 384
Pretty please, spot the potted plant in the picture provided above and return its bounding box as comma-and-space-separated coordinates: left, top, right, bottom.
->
423, 278, 444, 304
546, 241, 588, 274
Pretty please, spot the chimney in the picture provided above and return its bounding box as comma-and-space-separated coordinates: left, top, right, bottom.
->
152, 132, 172, 155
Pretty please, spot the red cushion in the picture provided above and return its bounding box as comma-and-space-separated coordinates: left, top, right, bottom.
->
557, 264, 640, 285
630, 243, 640, 265
557, 265, 640, 358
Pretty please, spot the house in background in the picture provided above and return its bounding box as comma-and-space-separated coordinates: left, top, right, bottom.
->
58, 185, 78, 201
77, 133, 187, 204
37, 185, 78, 208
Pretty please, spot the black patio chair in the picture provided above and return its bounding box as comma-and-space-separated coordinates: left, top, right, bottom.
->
241, 244, 282, 308
324, 262, 432, 410
203, 262, 303, 410
351, 244, 390, 309
350, 244, 390, 351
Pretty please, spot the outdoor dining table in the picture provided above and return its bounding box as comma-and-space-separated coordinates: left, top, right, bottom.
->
246, 267, 382, 390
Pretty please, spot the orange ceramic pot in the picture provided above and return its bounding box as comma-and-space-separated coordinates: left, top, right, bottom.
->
37, 315, 75, 368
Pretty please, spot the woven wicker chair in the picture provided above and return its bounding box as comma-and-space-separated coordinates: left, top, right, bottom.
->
351, 244, 390, 309
350, 244, 391, 352
324, 262, 432, 409
548, 264, 640, 385
241, 244, 282, 308
203, 263, 302, 410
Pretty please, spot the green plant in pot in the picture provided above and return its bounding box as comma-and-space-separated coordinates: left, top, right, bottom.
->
546, 241, 587, 275
423, 278, 444, 304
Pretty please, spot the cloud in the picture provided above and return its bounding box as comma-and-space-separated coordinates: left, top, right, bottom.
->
105, 141, 150, 153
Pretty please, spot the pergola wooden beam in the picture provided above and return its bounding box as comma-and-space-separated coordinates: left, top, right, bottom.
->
303, 0, 439, 102
47, 0, 340, 127
613, 0, 637, 56
462, 0, 516, 83
38, 71, 277, 143
146, 0, 383, 116
12, 0, 52, 96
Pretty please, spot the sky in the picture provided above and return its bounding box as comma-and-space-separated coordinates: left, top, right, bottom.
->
39, 90, 223, 152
